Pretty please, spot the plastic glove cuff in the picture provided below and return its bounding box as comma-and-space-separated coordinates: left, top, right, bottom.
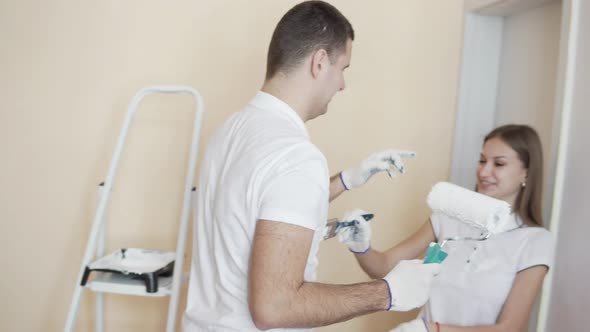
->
339, 172, 350, 191
381, 278, 393, 311
349, 245, 371, 254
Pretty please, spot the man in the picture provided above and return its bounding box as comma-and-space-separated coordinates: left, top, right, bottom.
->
183, 1, 440, 331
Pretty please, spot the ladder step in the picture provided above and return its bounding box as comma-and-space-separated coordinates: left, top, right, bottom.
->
85, 272, 173, 297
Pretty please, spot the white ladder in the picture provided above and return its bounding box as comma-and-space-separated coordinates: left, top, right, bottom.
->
64, 86, 204, 332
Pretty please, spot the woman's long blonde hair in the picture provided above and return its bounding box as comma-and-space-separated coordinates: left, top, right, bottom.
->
483, 125, 544, 226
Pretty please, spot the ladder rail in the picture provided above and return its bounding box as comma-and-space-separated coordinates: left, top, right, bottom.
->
96, 183, 105, 332
64, 86, 203, 332
166, 87, 203, 332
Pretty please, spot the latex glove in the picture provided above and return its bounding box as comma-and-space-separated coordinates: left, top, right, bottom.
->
340, 149, 416, 190
389, 318, 430, 332
382, 259, 441, 311
337, 208, 371, 254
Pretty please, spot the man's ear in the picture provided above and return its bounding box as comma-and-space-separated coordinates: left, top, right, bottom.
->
310, 48, 329, 79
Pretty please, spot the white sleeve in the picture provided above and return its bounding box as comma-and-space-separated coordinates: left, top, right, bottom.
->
517, 228, 555, 271
258, 147, 329, 230
430, 212, 442, 242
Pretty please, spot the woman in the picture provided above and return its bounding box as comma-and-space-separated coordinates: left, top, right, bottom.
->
340, 124, 554, 331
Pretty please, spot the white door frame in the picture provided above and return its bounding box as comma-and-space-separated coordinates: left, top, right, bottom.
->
450, 1, 580, 331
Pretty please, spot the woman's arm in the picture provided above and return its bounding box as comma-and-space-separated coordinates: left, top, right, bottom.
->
354, 219, 436, 279
424, 265, 549, 332
329, 173, 346, 202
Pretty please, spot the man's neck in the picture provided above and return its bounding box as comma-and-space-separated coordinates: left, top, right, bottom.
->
261, 76, 312, 122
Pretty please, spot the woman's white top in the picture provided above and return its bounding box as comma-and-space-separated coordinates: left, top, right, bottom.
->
421, 213, 554, 326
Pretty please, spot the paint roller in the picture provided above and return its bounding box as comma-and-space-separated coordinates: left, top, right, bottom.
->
423, 181, 513, 263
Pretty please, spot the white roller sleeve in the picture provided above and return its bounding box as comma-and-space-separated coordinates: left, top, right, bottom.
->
427, 182, 513, 235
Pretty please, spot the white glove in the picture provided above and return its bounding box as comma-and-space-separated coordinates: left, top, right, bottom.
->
337, 209, 371, 253
389, 318, 430, 332
382, 259, 441, 311
340, 149, 416, 190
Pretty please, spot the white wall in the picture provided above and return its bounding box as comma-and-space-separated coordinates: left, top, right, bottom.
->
495, 1, 561, 170
450, 0, 562, 196
494, 2, 562, 222
545, 0, 590, 330
451, 2, 566, 331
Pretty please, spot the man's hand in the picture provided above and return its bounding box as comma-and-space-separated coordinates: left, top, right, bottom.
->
337, 209, 372, 254
389, 318, 429, 332
382, 259, 441, 311
340, 149, 416, 190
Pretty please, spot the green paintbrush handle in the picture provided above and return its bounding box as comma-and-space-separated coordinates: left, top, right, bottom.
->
424, 242, 448, 264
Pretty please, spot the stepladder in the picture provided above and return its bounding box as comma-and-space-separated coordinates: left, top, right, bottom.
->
64, 86, 204, 332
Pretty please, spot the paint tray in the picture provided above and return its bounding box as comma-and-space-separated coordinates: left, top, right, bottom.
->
80, 248, 175, 293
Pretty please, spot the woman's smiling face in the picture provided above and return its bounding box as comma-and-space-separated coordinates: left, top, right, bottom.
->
476, 137, 528, 206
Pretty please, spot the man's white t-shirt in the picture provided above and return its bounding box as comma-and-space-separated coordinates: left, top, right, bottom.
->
183, 91, 330, 331
421, 213, 554, 326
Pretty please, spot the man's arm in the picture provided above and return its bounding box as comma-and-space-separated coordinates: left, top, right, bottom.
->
249, 219, 389, 330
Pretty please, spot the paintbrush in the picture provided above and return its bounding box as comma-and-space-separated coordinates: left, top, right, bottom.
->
323, 213, 374, 240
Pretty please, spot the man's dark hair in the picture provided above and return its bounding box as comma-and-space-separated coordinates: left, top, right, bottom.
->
265, 1, 354, 80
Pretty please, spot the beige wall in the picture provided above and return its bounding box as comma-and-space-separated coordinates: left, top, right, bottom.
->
0, 1, 464, 331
